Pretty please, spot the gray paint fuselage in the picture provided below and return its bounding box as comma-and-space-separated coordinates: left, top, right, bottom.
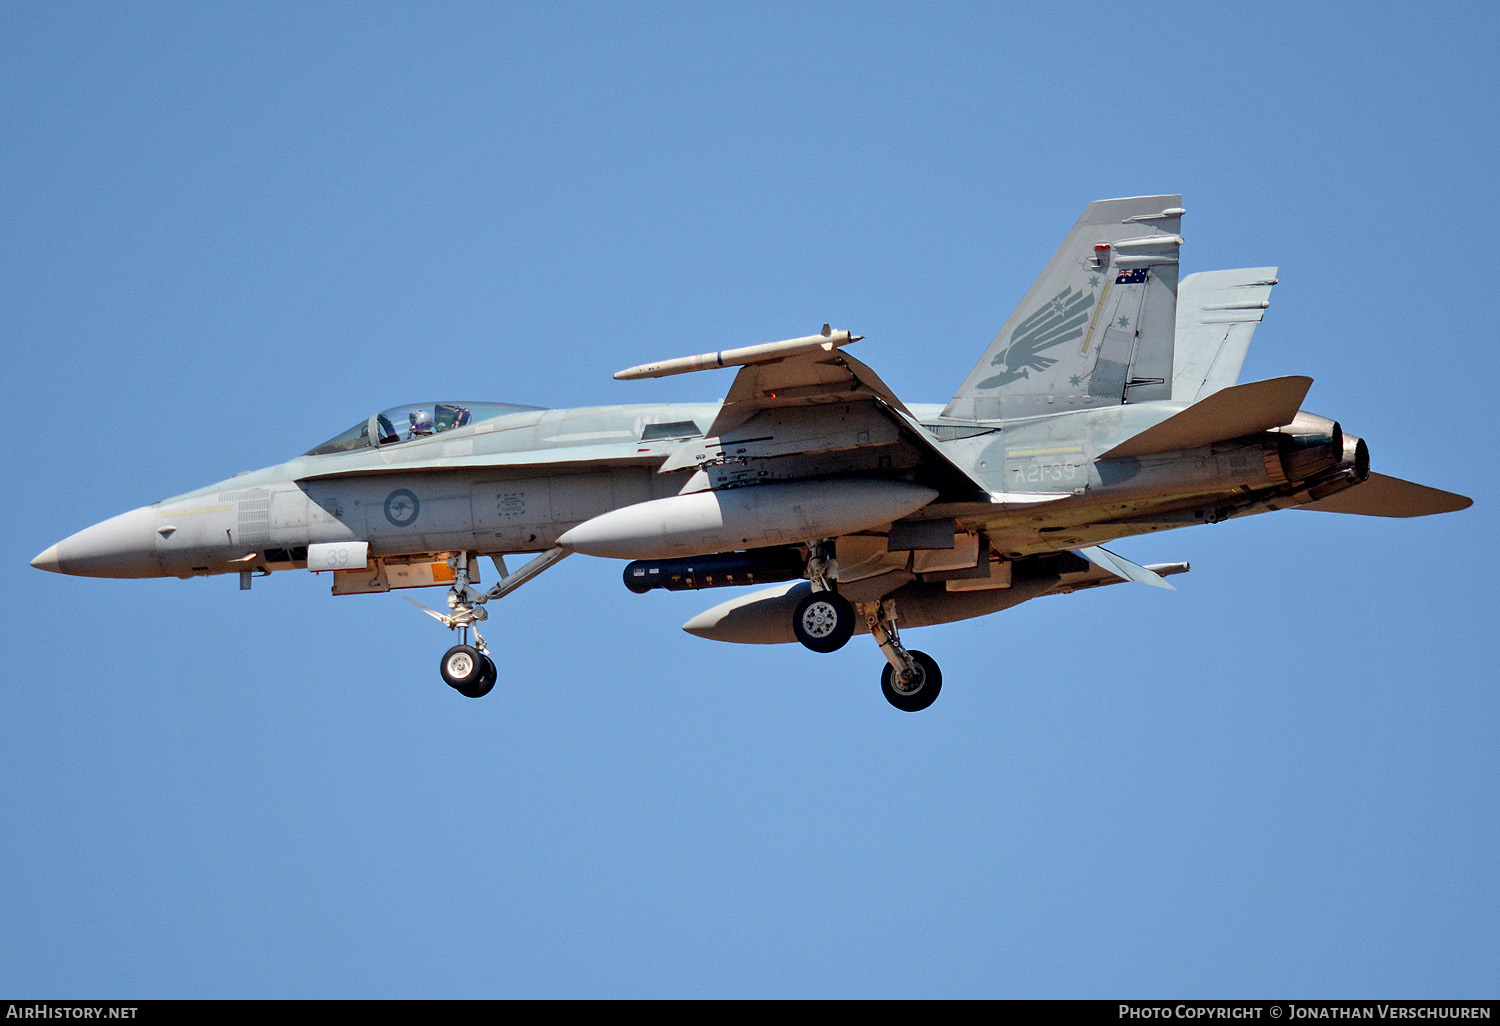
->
35, 395, 1367, 582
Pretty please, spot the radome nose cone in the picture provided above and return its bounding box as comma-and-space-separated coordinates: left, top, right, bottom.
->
33, 505, 162, 578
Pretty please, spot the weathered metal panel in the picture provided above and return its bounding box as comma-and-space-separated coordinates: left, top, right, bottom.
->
471, 477, 552, 551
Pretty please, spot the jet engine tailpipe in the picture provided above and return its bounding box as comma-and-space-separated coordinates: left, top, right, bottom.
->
1347, 434, 1370, 482
1272, 413, 1344, 482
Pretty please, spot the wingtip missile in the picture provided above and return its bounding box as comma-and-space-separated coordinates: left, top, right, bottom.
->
614, 327, 863, 380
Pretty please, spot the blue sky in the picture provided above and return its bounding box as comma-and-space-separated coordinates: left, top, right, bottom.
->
4, 2, 1496, 998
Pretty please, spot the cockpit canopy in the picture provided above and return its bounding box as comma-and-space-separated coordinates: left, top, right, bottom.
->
304, 401, 543, 456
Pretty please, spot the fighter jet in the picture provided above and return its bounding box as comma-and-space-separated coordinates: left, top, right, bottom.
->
31, 196, 1471, 711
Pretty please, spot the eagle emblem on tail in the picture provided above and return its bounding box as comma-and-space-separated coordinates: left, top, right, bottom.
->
977, 285, 1094, 390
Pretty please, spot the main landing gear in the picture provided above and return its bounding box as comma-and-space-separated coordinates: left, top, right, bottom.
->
791, 545, 857, 652
407, 548, 569, 698
792, 592, 857, 652
790, 544, 943, 711
867, 599, 942, 712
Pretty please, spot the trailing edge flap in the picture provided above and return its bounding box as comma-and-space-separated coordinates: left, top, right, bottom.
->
1076, 546, 1177, 590
1100, 375, 1312, 459
1297, 473, 1473, 518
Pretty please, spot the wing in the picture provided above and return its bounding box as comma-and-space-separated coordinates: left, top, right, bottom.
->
703, 340, 911, 436
626, 327, 993, 503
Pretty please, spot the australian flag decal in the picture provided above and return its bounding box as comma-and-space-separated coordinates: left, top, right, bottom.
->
1115, 268, 1150, 285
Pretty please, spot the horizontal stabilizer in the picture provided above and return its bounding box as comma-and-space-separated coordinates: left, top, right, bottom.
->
1298, 473, 1472, 518
1101, 375, 1312, 459
1076, 546, 1177, 589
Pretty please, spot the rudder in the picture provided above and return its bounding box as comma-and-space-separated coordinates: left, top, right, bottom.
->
1172, 267, 1278, 402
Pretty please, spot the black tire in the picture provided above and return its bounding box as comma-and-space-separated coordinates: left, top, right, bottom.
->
455, 654, 497, 699
792, 590, 856, 653
441, 644, 485, 690
880, 650, 942, 712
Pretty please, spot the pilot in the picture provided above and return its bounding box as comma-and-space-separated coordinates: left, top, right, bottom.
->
407, 410, 434, 439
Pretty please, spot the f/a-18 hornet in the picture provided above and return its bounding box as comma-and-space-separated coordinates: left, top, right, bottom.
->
32, 196, 1470, 710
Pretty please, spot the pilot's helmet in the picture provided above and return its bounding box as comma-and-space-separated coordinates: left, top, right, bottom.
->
409, 410, 433, 435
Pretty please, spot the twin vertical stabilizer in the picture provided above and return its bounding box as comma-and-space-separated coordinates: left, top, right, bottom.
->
943, 195, 1184, 421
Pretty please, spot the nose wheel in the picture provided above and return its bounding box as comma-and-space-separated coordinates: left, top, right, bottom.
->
441, 644, 497, 698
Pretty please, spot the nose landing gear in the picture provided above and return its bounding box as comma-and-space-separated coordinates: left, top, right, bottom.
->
441, 644, 497, 699
406, 548, 569, 698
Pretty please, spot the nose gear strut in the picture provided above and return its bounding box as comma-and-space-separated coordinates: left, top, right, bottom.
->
405, 547, 570, 697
